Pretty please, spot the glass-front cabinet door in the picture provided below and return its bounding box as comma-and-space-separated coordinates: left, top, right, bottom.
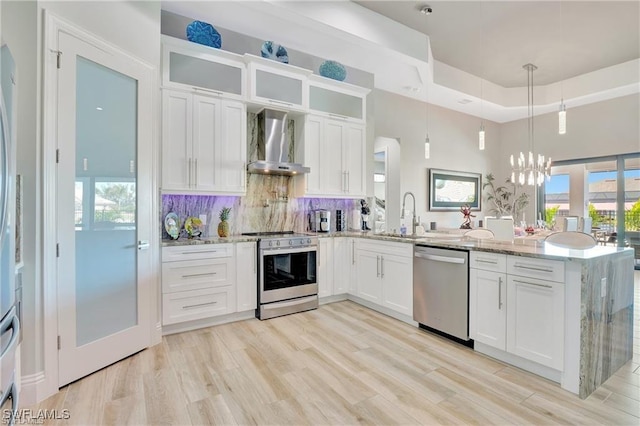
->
161, 36, 245, 100
245, 55, 310, 112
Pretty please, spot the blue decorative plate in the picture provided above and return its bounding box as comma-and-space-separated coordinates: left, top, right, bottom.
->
261, 41, 289, 64
186, 20, 222, 49
319, 60, 347, 81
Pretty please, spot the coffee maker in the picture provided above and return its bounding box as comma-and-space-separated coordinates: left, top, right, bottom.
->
310, 210, 331, 232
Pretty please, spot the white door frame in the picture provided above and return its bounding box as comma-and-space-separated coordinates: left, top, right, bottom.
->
40, 11, 160, 402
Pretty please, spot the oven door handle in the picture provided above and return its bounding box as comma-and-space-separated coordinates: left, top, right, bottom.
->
260, 246, 317, 256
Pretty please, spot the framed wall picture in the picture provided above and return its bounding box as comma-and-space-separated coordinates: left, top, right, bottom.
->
428, 169, 481, 211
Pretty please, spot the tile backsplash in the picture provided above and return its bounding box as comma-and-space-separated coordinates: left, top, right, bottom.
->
161, 175, 360, 239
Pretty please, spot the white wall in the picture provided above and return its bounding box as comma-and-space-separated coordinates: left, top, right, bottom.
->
374, 89, 498, 229
498, 93, 640, 221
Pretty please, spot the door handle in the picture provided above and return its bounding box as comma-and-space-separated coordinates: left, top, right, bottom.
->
138, 240, 150, 250
376, 255, 380, 277
380, 256, 384, 278
188, 158, 192, 187
352, 241, 355, 265
498, 277, 503, 309
346, 171, 350, 192
415, 253, 465, 264
195, 158, 198, 187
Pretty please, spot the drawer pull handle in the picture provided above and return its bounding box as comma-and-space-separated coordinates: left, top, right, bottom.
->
181, 250, 218, 255
182, 272, 217, 278
268, 99, 293, 107
194, 87, 223, 96
513, 279, 552, 289
476, 258, 498, 265
513, 263, 553, 273
182, 301, 218, 309
328, 113, 348, 120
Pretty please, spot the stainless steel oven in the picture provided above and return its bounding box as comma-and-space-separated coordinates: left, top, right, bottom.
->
253, 233, 318, 319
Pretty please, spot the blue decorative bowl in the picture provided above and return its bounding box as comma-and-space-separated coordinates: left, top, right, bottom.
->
319, 60, 347, 81
186, 20, 222, 49
261, 41, 289, 64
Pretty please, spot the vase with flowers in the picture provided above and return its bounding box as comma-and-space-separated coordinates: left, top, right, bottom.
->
483, 174, 529, 222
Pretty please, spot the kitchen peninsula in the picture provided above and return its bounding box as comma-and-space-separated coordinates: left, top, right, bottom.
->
163, 231, 634, 399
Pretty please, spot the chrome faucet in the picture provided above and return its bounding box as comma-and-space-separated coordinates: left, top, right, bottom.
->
401, 191, 419, 236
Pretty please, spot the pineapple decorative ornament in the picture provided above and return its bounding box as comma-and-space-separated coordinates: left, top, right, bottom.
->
217, 207, 231, 237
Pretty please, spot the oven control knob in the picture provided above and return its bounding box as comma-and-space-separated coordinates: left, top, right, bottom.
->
276, 241, 280, 246
289, 240, 293, 246
307, 238, 311, 244
268, 241, 273, 247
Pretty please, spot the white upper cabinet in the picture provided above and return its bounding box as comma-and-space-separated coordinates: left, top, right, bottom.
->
308, 75, 369, 123
162, 90, 246, 194
302, 114, 366, 198
245, 54, 311, 112
162, 36, 245, 100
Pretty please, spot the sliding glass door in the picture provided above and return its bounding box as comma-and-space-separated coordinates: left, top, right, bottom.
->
543, 153, 640, 268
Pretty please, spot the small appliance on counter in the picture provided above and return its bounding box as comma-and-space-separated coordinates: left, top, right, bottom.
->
309, 210, 331, 232
336, 209, 345, 232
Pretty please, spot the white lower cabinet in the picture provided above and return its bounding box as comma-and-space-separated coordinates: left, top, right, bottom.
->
162, 242, 257, 326
236, 241, 257, 312
355, 240, 412, 315
470, 252, 565, 371
332, 237, 353, 295
380, 253, 413, 316
506, 274, 564, 370
469, 268, 506, 350
318, 238, 334, 298
356, 249, 382, 303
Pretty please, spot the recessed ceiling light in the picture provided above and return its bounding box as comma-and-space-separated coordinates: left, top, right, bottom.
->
96, 107, 103, 111
458, 99, 473, 104
403, 85, 421, 93
420, 5, 433, 15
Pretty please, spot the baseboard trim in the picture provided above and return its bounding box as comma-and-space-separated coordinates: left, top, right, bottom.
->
319, 294, 348, 305
20, 371, 46, 407
162, 310, 256, 336
346, 295, 417, 326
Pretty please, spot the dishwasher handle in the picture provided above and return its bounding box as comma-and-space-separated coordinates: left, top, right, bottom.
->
415, 252, 466, 264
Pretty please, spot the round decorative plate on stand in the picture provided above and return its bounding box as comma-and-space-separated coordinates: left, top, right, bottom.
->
261, 41, 289, 63
319, 60, 347, 81
186, 20, 222, 48
164, 212, 180, 240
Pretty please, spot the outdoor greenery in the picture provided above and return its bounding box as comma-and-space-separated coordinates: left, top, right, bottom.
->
483, 174, 529, 221
94, 182, 136, 224
545, 205, 560, 225
626, 199, 640, 231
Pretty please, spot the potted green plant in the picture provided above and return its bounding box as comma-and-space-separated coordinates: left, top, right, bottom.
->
483, 174, 529, 221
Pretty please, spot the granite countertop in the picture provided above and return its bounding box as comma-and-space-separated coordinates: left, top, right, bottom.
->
162, 235, 259, 247
162, 230, 631, 261
308, 230, 631, 261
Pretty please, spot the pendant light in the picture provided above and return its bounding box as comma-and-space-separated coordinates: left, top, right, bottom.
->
425, 35, 431, 159
509, 63, 551, 187
558, 1, 567, 135
478, 1, 486, 150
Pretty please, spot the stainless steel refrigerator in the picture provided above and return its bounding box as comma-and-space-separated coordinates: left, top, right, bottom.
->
0, 43, 20, 424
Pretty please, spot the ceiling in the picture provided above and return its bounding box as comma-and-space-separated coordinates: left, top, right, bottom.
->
355, 1, 640, 88
162, 0, 640, 122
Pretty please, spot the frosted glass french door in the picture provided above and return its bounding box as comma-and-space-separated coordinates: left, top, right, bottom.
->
56, 31, 152, 387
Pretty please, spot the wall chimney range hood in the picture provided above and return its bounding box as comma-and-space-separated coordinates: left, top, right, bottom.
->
247, 109, 310, 176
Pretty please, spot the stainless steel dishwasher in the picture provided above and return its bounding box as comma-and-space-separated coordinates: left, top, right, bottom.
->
413, 245, 471, 344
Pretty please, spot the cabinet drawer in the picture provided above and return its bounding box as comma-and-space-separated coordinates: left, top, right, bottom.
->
162, 258, 233, 293
507, 256, 565, 283
162, 287, 234, 325
162, 244, 233, 262
358, 240, 412, 257
470, 251, 507, 272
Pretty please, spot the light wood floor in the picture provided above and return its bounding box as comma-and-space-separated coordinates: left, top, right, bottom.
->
33, 272, 640, 425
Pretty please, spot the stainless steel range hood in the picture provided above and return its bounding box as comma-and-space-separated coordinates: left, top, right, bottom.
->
247, 109, 310, 176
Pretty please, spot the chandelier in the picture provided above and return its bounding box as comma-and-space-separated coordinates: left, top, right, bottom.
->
510, 63, 551, 186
